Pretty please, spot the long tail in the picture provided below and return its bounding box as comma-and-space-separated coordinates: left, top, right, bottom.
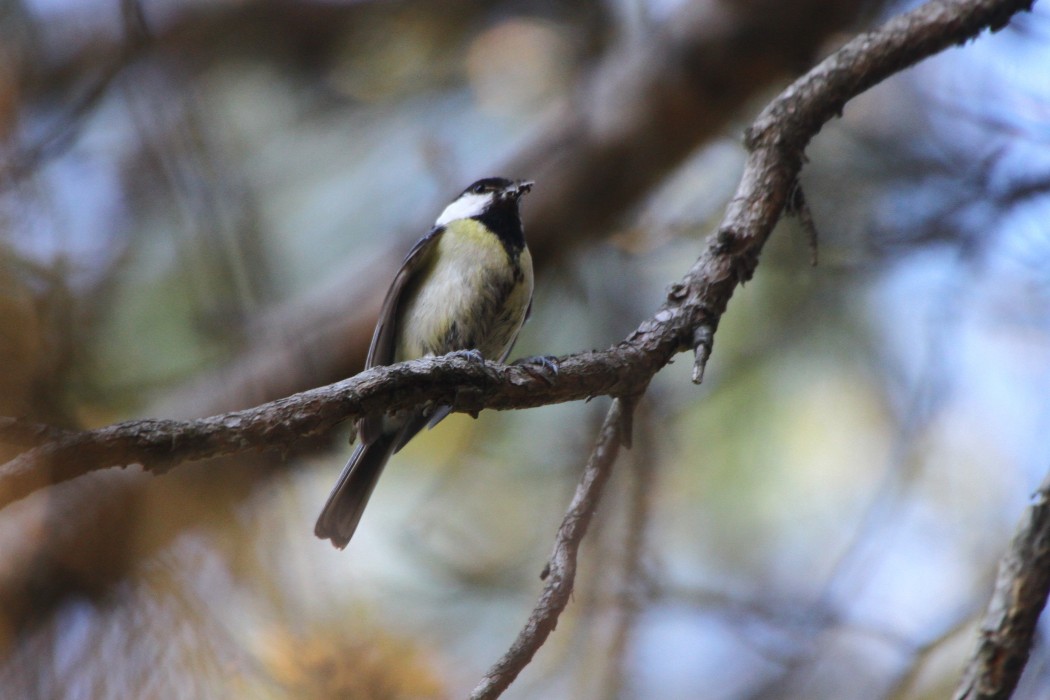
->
314, 432, 398, 549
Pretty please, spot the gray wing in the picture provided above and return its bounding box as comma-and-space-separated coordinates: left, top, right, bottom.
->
367, 226, 444, 368
358, 226, 444, 445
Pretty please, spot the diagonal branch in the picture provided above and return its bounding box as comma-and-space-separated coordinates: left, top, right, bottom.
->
0, 2, 1035, 696
0, 350, 655, 511
0, 0, 875, 639
0, 0, 1034, 529
151, 0, 870, 419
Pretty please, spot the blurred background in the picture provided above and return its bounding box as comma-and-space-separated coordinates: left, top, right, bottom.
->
1, 0, 1049, 698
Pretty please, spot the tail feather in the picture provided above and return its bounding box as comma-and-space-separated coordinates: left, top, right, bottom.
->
314, 433, 397, 549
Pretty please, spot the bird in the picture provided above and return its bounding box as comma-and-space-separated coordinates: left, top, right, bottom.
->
315, 177, 535, 549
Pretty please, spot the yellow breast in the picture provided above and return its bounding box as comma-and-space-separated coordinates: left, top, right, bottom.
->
396, 220, 533, 362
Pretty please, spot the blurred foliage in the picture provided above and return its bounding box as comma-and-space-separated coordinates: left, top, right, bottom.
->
1, 0, 1050, 699
257, 626, 446, 699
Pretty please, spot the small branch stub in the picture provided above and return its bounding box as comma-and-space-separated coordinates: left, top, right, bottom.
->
691, 325, 715, 384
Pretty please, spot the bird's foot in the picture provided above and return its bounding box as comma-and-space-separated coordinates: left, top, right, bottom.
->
449, 349, 485, 363
512, 355, 560, 384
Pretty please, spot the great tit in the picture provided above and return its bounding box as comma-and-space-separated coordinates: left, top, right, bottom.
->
315, 177, 535, 549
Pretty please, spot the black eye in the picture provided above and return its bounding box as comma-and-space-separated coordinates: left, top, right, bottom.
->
471, 183, 486, 194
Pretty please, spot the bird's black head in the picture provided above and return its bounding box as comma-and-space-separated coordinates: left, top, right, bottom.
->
462, 177, 509, 196
455, 178, 534, 204
435, 178, 533, 253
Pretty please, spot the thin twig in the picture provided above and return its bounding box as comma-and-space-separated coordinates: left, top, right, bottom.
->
469, 397, 634, 700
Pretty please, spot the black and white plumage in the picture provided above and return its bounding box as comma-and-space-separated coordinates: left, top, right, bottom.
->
315, 177, 534, 549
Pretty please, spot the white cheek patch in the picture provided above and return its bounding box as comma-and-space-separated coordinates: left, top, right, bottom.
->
435, 192, 492, 226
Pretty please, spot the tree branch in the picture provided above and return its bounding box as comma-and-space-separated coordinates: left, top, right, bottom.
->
0, 4, 1035, 685
469, 396, 634, 700
0, 0, 876, 633
954, 469, 1050, 700
151, 0, 870, 419
0, 0, 1033, 527
0, 350, 659, 511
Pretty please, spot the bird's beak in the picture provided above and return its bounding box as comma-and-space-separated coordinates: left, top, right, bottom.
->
508, 180, 534, 199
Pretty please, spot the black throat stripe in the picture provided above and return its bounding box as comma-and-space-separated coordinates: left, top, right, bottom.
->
473, 200, 525, 258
